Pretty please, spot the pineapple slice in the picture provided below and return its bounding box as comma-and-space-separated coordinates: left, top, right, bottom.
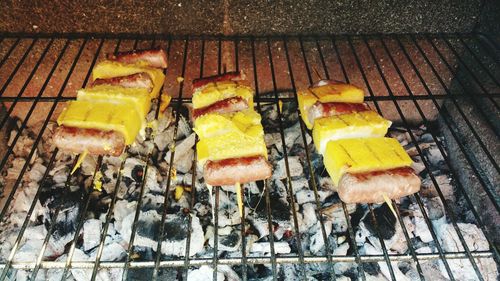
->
310, 83, 364, 104
324, 137, 413, 186
192, 81, 254, 109
194, 110, 267, 165
313, 110, 391, 154
57, 100, 142, 145
297, 90, 320, 129
77, 85, 151, 118
92, 60, 165, 99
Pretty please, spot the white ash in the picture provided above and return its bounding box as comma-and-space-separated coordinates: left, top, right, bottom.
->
436, 220, 498, 281
83, 219, 101, 251
5, 158, 27, 180
273, 156, 303, 179
187, 265, 225, 281
308, 220, 333, 254
251, 242, 291, 254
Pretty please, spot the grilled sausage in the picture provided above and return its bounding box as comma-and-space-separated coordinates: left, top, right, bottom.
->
107, 48, 168, 69
308, 102, 370, 126
192, 70, 246, 92
192, 96, 249, 119
91, 72, 154, 92
53, 126, 125, 156
204, 156, 272, 186
337, 167, 421, 204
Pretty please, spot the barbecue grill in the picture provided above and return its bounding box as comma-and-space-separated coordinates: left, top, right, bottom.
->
0, 2, 499, 281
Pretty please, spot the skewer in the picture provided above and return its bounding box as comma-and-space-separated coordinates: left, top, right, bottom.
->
235, 182, 243, 217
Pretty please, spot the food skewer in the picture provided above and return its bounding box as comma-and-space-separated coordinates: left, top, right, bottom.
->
297, 78, 421, 206
191, 71, 272, 219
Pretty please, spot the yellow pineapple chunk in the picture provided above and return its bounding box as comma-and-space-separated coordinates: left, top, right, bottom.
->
77, 85, 151, 118
57, 100, 142, 144
194, 110, 267, 165
310, 83, 364, 104
313, 111, 391, 154
324, 137, 413, 186
297, 90, 320, 129
192, 81, 254, 109
92, 60, 165, 99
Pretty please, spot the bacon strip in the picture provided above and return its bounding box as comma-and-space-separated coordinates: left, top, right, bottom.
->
204, 156, 272, 186
192, 96, 248, 119
107, 48, 168, 69
192, 71, 246, 92
91, 72, 154, 92
53, 126, 125, 156
308, 102, 370, 125
338, 167, 421, 204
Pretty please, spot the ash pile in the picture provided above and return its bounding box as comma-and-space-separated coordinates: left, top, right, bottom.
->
0, 102, 497, 281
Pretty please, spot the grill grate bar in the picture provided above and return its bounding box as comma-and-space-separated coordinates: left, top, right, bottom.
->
234, 39, 249, 281
329, 36, 368, 281
182, 38, 205, 280
267, 38, 308, 280
69, 39, 124, 281
151, 38, 189, 280
298, 37, 337, 281
121, 37, 168, 281
54, 38, 107, 281
361, 35, 487, 281
251, 38, 279, 281
0, 251, 494, 269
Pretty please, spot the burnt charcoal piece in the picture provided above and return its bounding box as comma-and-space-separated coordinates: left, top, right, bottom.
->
220, 230, 240, 248
121, 210, 204, 256
362, 204, 396, 240
131, 165, 145, 183
248, 191, 290, 221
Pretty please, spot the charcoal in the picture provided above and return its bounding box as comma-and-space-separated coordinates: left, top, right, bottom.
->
362, 204, 396, 240
120, 210, 204, 256
209, 227, 241, 252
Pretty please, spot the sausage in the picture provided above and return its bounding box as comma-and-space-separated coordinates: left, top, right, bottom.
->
107, 48, 168, 69
53, 126, 125, 156
192, 96, 248, 119
192, 70, 246, 92
337, 167, 421, 203
308, 102, 370, 126
204, 156, 272, 186
91, 72, 153, 92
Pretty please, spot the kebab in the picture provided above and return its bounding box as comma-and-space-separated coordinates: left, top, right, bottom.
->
191, 71, 272, 215
298, 80, 421, 204
53, 48, 168, 157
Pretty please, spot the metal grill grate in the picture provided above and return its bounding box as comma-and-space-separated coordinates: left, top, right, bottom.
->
0, 33, 498, 281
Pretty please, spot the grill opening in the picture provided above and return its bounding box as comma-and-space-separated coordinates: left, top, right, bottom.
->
0, 33, 498, 281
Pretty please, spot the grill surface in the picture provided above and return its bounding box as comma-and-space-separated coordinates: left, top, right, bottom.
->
0, 33, 498, 281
